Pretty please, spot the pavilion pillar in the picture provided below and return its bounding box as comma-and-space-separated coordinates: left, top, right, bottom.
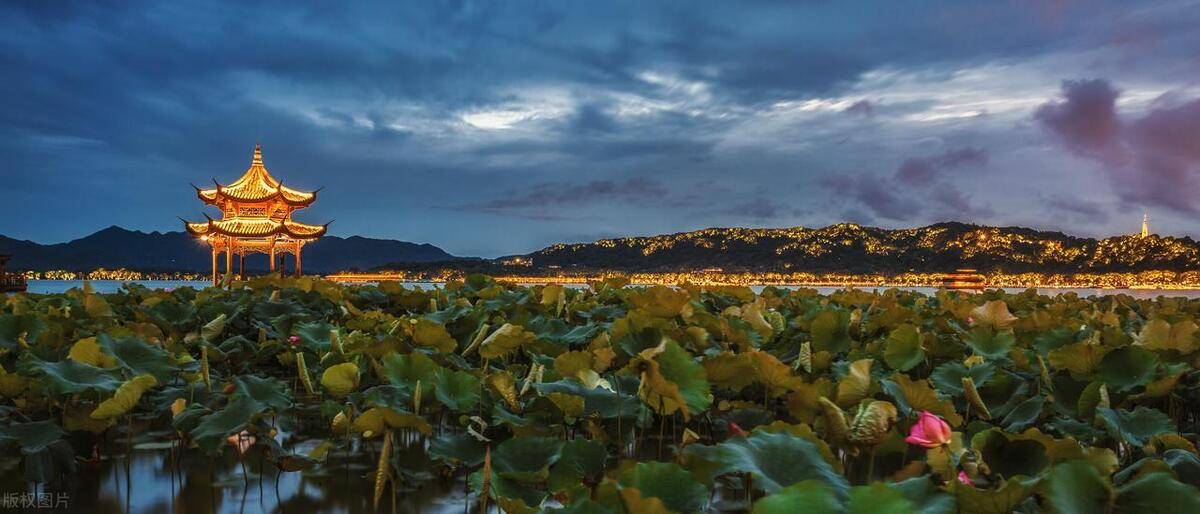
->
239, 253, 246, 280
211, 247, 218, 286
269, 244, 276, 273
225, 239, 233, 284
295, 240, 302, 277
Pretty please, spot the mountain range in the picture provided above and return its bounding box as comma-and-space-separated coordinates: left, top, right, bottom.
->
469, 222, 1199, 275
0, 226, 457, 273
7, 222, 1200, 276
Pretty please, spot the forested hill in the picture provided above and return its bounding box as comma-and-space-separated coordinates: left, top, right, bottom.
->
0, 226, 456, 273
515, 222, 1200, 274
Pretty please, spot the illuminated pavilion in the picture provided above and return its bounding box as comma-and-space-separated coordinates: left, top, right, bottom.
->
182, 144, 328, 285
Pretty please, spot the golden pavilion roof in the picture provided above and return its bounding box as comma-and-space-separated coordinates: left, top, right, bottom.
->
195, 144, 318, 207
184, 217, 328, 239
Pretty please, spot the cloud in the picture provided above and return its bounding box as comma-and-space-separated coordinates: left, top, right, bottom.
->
894, 147, 988, 186
455, 177, 669, 218
822, 175, 920, 222
842, 99, 875, 117
1036, 79, 1200, 213
1041, 193, 1110, 224
4, 1, 1200, 255
1034, 79, 1125, 161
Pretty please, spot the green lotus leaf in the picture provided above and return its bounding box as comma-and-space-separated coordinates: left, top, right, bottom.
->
17, 354, 122, 395
142, 300, 198, 333
1001, 395, 1045, 432
929, 361, 995, 397
534, 379, 641, 418
291, 321, 336, 352
950, 477, 1034, 514
546, 499, 619, 514
0, 313, 47, 350
883, 324, 924, 371
1096, 407, 1175, 446
847, 483, 916, 514
683, 430, 848, 496
964, 325, 1016, 360
98, 333, 177, 382
549, 438, 608, 493
888, 476, 955, 514
0, 419, 67, 454
429, 432, 488, 467
493, 436, 563, 483
810, 310, 851, 354
1113, 472, 1200, 513
189, 395, 260, 453
0, 419, 75, 484
636, 339, 712, 421
618, 461, 709, 514
380, 351, 439, 396
468, 467, 548, 508
1097, 346, 1158, 392
1040, 460, 1112, 514
972, 428, 1049, 479
432, 368, 480, 412
233, 374, 292, 410
752, 480, 841, 514
1163, 449, 1200, 488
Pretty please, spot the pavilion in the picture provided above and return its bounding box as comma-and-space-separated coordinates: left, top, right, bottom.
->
182, 144, 328, 285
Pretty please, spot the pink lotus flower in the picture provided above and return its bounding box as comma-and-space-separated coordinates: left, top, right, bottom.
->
957, 471, 973, 486
905, 411, 952, 448
727, 421, 749, 438
288, 335, 301, 346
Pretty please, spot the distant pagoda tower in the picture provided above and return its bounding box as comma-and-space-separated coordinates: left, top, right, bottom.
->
1141, 212, 1150, 238
182, 144, 328, 285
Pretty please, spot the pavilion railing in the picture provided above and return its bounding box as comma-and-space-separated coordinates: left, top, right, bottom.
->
0, 273, 26, 288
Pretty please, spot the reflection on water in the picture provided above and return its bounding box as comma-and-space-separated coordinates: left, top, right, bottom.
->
21, 279, 1200, 300
1, 431, 473, 514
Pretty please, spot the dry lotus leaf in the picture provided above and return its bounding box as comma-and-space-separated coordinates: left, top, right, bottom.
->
971, 300, 1018, 328
847, 400, 898, 447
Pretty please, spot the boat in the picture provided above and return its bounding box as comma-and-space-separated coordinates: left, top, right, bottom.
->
940, 268, 986, 291
0, 255, 27, 293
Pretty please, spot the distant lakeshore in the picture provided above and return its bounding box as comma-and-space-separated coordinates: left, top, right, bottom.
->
19, 267, 1199, 290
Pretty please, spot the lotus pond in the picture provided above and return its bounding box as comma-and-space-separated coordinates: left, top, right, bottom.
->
2, 275, 1200, 513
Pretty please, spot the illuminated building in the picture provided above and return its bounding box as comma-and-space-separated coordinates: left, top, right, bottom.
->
1141, 212, 1150, 238
182, 144, 328, 285
0, 254, 26, 292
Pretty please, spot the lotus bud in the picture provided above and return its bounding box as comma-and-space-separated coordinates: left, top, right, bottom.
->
904, 411, 952, 448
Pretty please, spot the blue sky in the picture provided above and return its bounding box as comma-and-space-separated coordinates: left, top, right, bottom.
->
3, 1, 1200, 257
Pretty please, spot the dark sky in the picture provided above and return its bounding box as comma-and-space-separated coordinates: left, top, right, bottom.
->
3, 1, 1200, 257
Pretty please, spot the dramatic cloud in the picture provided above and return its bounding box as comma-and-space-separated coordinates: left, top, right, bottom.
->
1036, 79, 1200, 213
456, 177, 669, 219
895, 148, 988, 186
1034, 79, 1125, 161
2, 1, 1200, 256
822, 175, 921, 222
